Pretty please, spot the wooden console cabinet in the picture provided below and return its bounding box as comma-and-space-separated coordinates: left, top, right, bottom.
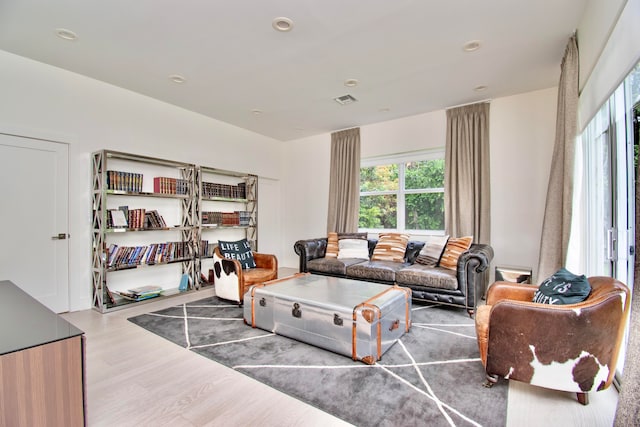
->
0, 280, 86, 426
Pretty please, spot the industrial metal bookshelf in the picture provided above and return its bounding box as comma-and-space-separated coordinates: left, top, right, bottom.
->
91, 150, 197, 313
195, 166, 258, 288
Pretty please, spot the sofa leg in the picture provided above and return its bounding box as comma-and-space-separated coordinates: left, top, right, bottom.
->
483, 374, 498, 388
576, 392, 589, 405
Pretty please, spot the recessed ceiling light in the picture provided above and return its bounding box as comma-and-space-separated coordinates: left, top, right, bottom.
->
379, 107, 391, 112
55, 28, 77, 41
463, 40, 482, 52
251, 109, 263, 116
272, 17, 294, 32
344, 79, 359, 88
474, 85, 488, 92
168, 74, 186, 84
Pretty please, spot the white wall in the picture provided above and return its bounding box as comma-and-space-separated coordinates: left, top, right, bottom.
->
577, 0, 628, 92
282, 88, 558, 277
578, 0, 640, 130
0, 50, 286, 311
490, 87, 558, 281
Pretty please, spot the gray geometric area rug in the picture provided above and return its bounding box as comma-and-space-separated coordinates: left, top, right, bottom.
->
128, 296, 507, 427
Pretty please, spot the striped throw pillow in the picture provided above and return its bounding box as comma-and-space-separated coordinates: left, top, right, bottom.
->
439, 236, 473, 270
371, 233, 410, 263
416, 235, 449, 267
325, 232, 339, 258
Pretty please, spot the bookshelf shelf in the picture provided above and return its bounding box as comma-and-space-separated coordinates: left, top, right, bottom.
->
104, 190, 191, 199
103, 226, 192, 233
104, 257, 193, 273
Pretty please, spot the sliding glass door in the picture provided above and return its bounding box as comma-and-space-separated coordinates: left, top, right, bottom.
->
581, 63, 637, 289
579, 62, 638, 378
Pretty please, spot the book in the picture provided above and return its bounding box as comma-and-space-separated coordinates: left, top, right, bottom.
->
116, 285, 163, 301
109, 209, 128, 228
179, 274, 189, 291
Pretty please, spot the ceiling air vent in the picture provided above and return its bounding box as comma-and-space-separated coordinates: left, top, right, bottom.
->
333, 94, 358, 105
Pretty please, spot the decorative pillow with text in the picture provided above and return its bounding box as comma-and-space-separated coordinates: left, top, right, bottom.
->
218, 238, 256, 269
532, 268, 591, 305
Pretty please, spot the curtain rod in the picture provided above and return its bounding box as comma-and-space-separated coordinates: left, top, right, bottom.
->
445, 98, 492, 111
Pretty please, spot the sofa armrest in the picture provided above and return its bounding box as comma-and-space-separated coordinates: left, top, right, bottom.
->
486, 282, 537, 305
294, 238, 328, 272
456, 243, 494, 307
254, 252, 278, 271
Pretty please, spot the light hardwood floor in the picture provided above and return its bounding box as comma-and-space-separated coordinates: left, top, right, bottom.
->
62, 270, 619, 427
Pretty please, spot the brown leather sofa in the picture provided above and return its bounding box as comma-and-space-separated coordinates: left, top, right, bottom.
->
475, 276, 630, 405
294, 237, 493, 316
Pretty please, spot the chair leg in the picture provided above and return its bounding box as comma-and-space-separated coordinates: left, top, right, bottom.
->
483, 374, 498, 388
576, 392, 589, 405
467, 309, 474, 318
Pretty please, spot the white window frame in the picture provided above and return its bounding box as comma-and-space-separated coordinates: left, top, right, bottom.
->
359, 148, 445, 236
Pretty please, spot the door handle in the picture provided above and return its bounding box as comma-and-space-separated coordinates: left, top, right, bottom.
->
51, 233, 70, 240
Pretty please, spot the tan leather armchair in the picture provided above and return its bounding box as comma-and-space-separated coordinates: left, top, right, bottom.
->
475, 276, 630, 405
211, 246, 278, 303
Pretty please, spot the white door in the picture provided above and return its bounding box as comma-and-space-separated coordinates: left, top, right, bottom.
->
0, 133, 69, 313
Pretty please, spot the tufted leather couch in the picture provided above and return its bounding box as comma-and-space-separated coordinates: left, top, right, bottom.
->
294, 237, 494, 316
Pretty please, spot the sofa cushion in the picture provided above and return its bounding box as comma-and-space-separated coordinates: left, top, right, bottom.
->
337, 238, 369, 259
439, 236, 473, 270
325, 232, 339, 258
346, 260, 406, 282
371, 233, 410, 262
307, 257, 366, 276
396, 265, 458, 290
416, 235, 449, 267
532, 267, 591, 305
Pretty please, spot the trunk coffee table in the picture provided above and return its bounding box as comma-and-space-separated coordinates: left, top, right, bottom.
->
243, 273, 412, 364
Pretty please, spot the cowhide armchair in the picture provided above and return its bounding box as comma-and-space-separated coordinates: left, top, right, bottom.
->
475, 276, 630, 405
212, 246, 278, 304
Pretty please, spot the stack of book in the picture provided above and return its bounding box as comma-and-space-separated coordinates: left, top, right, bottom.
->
116, 285, 163, 301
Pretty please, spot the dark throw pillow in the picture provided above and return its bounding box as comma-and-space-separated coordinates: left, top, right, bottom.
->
532, 268, 591, 305
218, 238, 256, 269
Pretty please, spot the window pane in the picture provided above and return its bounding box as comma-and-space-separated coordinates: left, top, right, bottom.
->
405, 193, 444, 230
405, 159, 444, 190
359, 194, 397, 228
360, 164, 398, 192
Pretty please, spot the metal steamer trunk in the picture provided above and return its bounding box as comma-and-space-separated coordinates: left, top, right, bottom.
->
243, 273, 412, 364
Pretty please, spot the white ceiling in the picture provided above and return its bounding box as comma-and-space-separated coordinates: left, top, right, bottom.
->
0, 0, 587, 141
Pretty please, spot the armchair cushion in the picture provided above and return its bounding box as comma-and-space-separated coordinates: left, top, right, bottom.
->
218, 238, 256, 269
532, 267, 591, 305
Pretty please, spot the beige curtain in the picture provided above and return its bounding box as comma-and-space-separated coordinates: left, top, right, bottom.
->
327, 128, 361, 233
444, 102, 491, 244
537, 35, 579, 282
